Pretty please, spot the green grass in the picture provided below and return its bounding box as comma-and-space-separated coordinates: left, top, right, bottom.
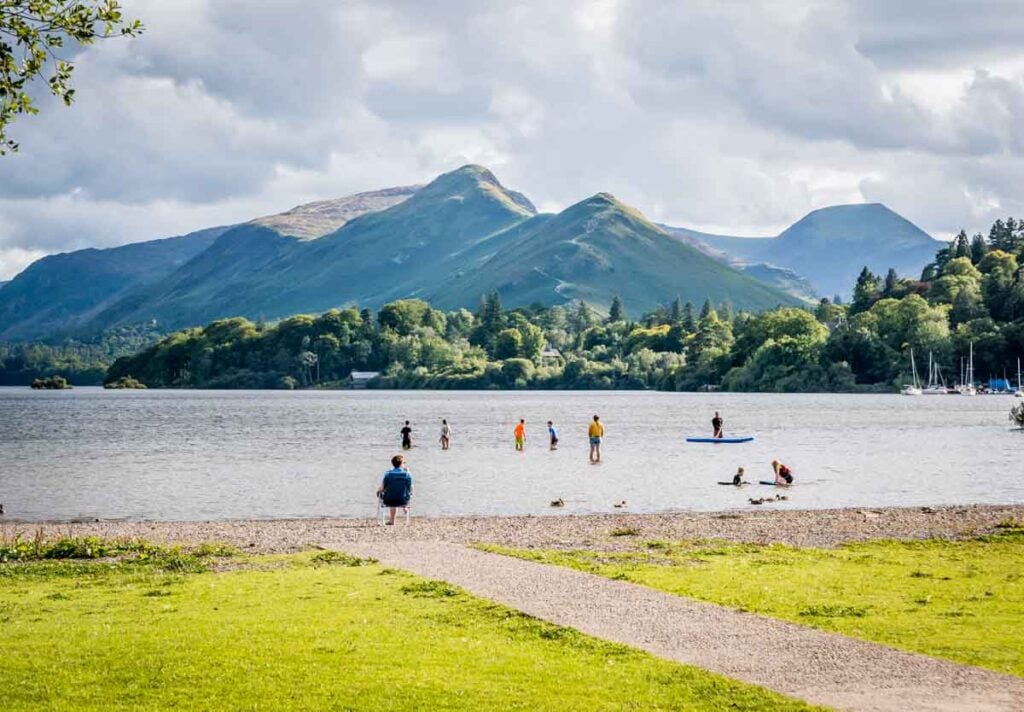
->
481, 523, 1024, 678
0, 546, 820, 711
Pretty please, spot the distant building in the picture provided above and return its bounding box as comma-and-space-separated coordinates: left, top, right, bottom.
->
541, 344, 562, 363
348, 371, 380, 388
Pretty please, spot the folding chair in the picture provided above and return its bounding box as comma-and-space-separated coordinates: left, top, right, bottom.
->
377, 491, 410, 525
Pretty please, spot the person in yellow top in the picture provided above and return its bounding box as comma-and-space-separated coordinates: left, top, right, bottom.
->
588, 414, 604, 463
514, 419, 526, 451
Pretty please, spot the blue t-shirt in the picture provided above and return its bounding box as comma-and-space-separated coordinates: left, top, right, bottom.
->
380, 467, 412, 505
548, 426, 558, 439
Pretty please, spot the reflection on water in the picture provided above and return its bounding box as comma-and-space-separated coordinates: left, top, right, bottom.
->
1, 388, 1021, 521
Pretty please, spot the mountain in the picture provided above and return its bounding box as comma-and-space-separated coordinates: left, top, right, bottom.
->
0, 227, 226, 341
684, 204, 940, 298
6, 165, 803, 340
429, 192, 796, 313
0, 281, 8, 291
89, 165, 538, 330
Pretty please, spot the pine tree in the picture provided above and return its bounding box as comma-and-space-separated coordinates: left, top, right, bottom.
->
573, 301, 594, 333
682, 302, 696, 332
850, 266, 881, 315
670, 297, 683, 324
953, 230, 971, 259
970, 233, 989, 264
882, 268, 899, 297
608, 295, 625, 323
699, 298, 716, 322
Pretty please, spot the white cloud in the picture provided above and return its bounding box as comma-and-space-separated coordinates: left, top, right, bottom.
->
2, 0, 1024, 280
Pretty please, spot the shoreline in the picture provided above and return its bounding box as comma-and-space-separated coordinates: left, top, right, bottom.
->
3, 503, 1022, 553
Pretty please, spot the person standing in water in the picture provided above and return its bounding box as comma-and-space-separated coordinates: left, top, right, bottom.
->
547, 420, 558, 450
439, 419, 452, 450
588, 415, 604, 463
400, 420, 413, 450
712, 411, 724, 438
514, 419, 526, 451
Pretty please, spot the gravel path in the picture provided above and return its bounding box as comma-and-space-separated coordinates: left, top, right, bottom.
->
332, 540, 1024, 712
4, 504, 1022, 554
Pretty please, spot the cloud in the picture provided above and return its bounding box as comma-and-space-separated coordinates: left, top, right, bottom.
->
2, 0, 1024, 278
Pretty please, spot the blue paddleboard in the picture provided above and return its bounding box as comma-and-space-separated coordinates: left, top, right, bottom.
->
686, 436, 754, 444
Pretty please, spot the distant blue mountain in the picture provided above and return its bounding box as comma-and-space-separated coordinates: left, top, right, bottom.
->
667, 204, 941, 298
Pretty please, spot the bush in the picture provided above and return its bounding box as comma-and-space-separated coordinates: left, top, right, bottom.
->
30, 375, 71, 390
103, 375, 147, 389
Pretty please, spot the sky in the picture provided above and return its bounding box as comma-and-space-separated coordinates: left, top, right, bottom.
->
3, 0, 1024, 279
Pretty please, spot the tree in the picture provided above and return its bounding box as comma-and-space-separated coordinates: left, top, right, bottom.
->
682, 301, 696, 332
850, 267, 881, 315
882, 268, 899, 298
669, 297, 683, 324
572, 301, 594, 333
699, 298, 716, 322
608, 295, 625, 323
952, 230, 971, 260
1, 1, 142, 153
970, 233, 989, 264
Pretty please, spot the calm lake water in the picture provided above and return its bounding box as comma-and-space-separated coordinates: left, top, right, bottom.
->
1, 388, 1022, 521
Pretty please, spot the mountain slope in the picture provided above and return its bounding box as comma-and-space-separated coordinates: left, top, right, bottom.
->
430, 193, 797, 313
691, 204, 939, 297
0, 227, 226, 341
91, 165, 537, 329
250, 185, 420, 239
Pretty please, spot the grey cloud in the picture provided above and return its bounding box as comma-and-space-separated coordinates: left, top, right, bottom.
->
2, 0, 1024, 279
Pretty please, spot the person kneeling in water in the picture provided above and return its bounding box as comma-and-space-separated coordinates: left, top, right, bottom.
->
731, 466, 747, 485
772, 459, 794, 485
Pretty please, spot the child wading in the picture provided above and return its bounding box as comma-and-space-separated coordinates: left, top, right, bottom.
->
547, 420, 558, 450
439, 419, 452, 450
514, 419, 526, 451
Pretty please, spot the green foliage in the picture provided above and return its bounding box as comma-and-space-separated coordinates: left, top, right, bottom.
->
0, 1, 143, 153
29, 374, 70, 389
309, 550, 377, 567
103, 375, 146, 389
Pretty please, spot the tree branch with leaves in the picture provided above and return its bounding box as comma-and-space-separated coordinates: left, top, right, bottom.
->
0, 0, 142, 153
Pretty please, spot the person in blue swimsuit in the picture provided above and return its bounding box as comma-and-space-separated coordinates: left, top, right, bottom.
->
547, 420, 558, 450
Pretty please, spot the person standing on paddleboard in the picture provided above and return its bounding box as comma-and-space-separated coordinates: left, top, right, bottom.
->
712, 411, 724, 438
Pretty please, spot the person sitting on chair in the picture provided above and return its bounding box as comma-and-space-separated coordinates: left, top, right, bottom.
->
378, 454, 413, 525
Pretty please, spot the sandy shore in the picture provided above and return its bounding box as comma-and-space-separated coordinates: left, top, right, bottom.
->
3, 504, 1022, 553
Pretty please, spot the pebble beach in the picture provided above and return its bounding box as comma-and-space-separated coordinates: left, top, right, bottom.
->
4, 504, 1022, 553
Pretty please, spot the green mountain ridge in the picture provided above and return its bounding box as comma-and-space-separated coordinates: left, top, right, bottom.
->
0, 227, 227, 341
429, 191, 796, 312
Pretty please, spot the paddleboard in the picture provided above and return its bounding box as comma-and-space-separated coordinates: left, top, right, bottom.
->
717, 481, 749, 486
759, 480, 791, 486
686, 436, 754, 443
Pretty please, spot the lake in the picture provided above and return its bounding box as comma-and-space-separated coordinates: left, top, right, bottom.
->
1, 388, 1021, 521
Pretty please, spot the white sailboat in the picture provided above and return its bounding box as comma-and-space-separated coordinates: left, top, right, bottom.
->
923, 352, 947, 395
959, 342, 976, 396
901, 348, 922, 395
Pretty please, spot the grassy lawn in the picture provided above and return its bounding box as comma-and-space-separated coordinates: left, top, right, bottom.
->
0, 540, 820, 711
481, 522, 1024, 678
